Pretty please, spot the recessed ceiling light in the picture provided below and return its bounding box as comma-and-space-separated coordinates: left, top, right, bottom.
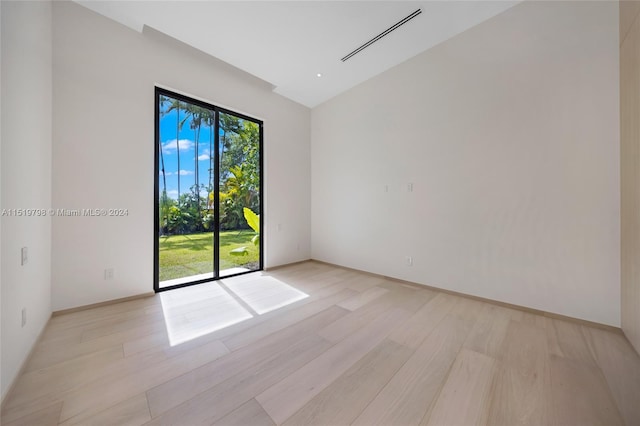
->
316, 73, 322, 78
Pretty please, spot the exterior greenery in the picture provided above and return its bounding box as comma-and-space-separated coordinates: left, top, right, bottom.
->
157, 93, 261, 283
158, 96, 260, 236
159, 230, 259, 281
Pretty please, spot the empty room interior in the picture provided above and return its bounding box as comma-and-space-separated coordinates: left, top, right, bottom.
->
2, 0, 640, 424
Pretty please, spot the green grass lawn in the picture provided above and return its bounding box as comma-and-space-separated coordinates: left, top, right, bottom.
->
159, 230, 259, 281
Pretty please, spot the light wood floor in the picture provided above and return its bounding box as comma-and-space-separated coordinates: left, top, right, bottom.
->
2, 261, 640, 425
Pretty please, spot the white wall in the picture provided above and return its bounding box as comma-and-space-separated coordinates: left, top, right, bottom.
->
52, 2, 310, 311
1, 0, 53, 399
312, 1, 620, 326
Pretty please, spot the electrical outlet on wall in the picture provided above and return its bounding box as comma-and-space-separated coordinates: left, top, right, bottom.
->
21, 247, 28, 266
406, 256, 413, 266
104, 268, 114, 280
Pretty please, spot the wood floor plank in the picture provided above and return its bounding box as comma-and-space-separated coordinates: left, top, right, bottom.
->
146, 335, 332, 425
422, 348, 496, 426
26, 319, 167, 372
2, 331, 194, 423
519, 311, 547, 329
0, 393, 62, 424
48, 297, 157, 328
388, 292, 458, 349
352, 301, 480, 426
280, 267, 356, 292
146, 305, 348, 418
449, 296, 485, 324
221, 288, 356, 350
318, 288, 423, 343
59, 392, 151, 426
79, 309, 167, 342
340, 274, 387, 293
549, 355, 624, 425
41, 300, 161, 348
256, 308, 411, 424
57, 340, 229, 422
2, 262, 637, 426
336, 285, 389, 311
282, 339, 413, 426
486, 320, 552, 426
125, 283, 349, 358
582, 326, 640, 425
3, 346, 123, 410
214, 399, 275, 426
1, 401, 62, 426
377, 279, 424, 292
121, 331, 169, 357
2, 344, 167, 424
38, 323, 87, 346
545, 317, 598, 366
463, 304, 515, 359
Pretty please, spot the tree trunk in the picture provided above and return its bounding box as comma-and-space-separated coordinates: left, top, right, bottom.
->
176, 101, 181, 205
194, 113, 201, 229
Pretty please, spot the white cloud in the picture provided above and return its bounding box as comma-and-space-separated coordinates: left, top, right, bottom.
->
166, 189, 179, 199
198, 149, 211, 161
161, 170, 194, 176
162, 139, 194, 153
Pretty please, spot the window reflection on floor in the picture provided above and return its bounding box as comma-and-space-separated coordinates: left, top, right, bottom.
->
160, 273, 309, 346
224, 276, 309, 315
160, 282, 253, 346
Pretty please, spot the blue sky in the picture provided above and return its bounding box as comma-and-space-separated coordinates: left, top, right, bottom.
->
159, 106, 215, 200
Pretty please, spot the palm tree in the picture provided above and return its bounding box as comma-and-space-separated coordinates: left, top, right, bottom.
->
204, 110, 216, 210
184, 105, 214, 227
158, 96, 168, 198
219, 114, 242, 180
192, 108, 202, 225
162, 98, 188, 205
206, 112, 215, 210
176, 101, 181, 205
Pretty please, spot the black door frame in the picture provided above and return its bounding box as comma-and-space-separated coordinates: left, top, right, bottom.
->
154, 87, 264, 293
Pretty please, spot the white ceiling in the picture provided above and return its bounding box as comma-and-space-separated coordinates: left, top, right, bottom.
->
75, 1, 520, 108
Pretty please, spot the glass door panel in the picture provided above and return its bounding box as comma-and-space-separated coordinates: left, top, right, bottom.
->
157, 94, 216, 289
155, 88, 262, 291
218, 112, 261, 277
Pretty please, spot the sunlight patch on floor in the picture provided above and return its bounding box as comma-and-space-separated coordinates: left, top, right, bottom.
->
160, 282, 253, 346
223, 276, 309, 315
160, 273, 309, 346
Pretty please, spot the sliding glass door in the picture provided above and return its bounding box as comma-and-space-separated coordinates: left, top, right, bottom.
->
154, 88, 262, 291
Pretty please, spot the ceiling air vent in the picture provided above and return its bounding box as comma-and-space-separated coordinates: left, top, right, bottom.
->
341, 8, 422, 62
